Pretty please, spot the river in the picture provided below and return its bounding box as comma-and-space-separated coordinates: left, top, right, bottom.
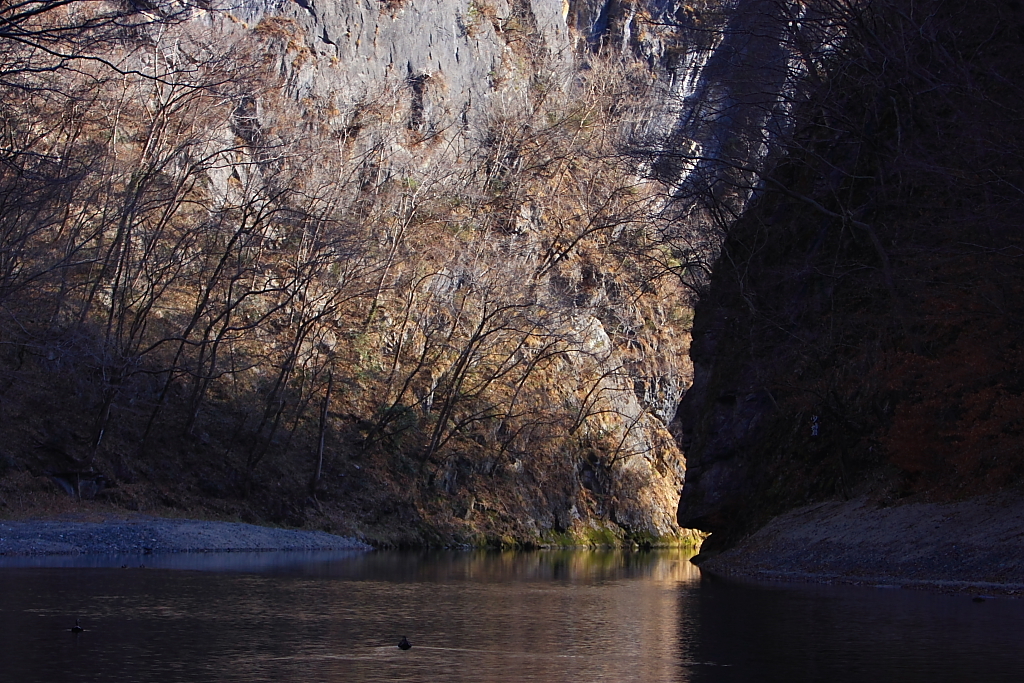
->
1, 549, 1022, 682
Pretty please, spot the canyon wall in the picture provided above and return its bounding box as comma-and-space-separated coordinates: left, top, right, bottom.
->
0, 0, 717, 545
0, 0, 847, 546
673, 0, 1024, 548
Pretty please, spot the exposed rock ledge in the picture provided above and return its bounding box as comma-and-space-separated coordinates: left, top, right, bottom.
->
693, 494, 1024, 596
0, 517, 371, 556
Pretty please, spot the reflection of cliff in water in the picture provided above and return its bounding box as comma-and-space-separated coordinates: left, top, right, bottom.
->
4, 549, 1024, 682
0, 549, 698, 682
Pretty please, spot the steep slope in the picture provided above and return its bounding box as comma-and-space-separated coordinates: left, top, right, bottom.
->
0, 0, 717, 545
675, 0, 1024, 549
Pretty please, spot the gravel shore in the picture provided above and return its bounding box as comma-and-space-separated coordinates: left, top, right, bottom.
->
0, 517, 372, 556
696, 493, 1024, 596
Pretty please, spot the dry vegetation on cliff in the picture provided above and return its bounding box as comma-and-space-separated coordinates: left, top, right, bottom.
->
0, 0, 702, 546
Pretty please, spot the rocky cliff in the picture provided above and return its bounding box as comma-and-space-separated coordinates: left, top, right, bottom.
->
1, 0, 910, 547
674, 0, 1024, 549
0, 0, 741, 546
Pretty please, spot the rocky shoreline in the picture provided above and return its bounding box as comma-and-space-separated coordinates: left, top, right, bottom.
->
693, 494, 1024, 596
0, 517, 372, 556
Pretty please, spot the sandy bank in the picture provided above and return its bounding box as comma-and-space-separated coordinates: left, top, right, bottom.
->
695, 494, 1024, 595
0, 517, 372, 555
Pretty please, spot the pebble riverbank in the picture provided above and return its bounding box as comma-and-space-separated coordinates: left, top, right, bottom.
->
696, 493, 1024, 596
0, 517, 372, 555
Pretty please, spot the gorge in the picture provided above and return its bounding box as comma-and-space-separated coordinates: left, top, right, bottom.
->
1, 0, 1023, 575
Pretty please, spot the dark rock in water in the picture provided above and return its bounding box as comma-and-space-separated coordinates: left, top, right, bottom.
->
398, 636, 412, 650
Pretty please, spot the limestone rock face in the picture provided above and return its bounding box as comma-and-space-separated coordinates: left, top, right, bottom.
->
186, 0, 708, 543
0, 0, 807, 546
201, 0, 800, 543
223, 0, 573, 138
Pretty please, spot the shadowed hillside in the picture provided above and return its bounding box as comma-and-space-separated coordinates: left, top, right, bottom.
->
675, 0, 1024, 548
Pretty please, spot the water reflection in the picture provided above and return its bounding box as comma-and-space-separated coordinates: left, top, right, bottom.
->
1, 550, 1023, 682
0, 550, 697, 683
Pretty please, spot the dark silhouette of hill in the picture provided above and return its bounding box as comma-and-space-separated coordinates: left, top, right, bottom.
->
676, 0, 1024, 549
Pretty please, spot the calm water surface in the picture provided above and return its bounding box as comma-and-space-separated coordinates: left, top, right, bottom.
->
1, 549, 1023, 682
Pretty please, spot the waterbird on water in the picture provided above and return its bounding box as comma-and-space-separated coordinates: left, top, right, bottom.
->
398, 636, 412, 650
70, 619, 84, 633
